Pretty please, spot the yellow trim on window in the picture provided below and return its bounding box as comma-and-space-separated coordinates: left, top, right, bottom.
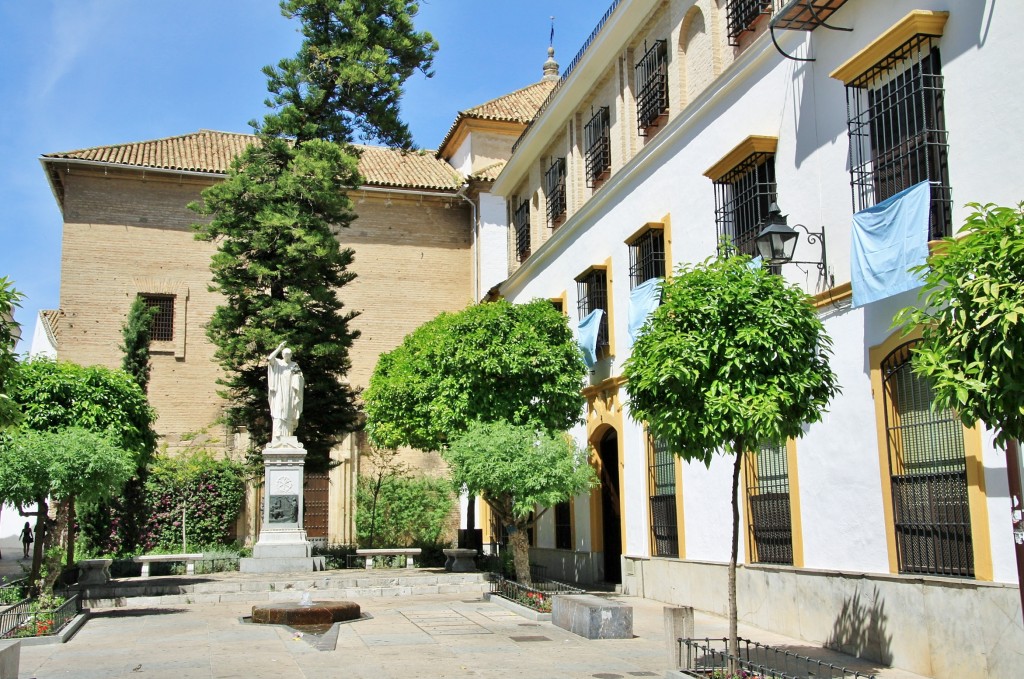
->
830, 10, 949, 85
662, 212, 673, 270
624, 221, 665, 246
674, 452, 685, 559
787, 438, 804, 568
703, 136, 779, 182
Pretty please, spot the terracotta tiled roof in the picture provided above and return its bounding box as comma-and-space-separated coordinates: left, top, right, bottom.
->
42, 130, 463, 191
39, 309, 62, 347
437, 80, 557, 156
469, 162, 506, 182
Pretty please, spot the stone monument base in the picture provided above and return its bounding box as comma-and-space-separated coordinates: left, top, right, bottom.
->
239, 555, 325, 574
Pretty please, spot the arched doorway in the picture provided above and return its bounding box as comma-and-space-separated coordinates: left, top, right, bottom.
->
597, 428, 622, 584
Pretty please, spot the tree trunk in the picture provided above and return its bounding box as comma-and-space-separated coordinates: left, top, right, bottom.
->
30, 498, 48, 587
508, 526, 532, 587
65, 495, 76, 567
42, 498, 71, 593
728, 447, 744, 675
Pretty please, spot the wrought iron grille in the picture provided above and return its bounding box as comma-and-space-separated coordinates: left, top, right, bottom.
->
554, 501, 572, 550
545, 158, 567, 225
576, 268, 609, 351
713, 152, 776, 258
628, 228, 666, 289
636, 40, 669, 133
846, 36, 951, 240
513, 199, 531, 262
746, 441, 793, 565
584, 107, 611, 187
882, 340, 973, 577
648, 435, 679, 557
141, 294, 174, 342
727, 0, 773, 45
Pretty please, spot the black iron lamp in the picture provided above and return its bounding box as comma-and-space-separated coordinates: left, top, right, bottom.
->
754, 203, 830, 284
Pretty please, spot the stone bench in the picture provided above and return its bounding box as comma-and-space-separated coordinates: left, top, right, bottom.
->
355, 548, 421, 569
442, 548, 477, 572
77, 558, 113, 586
552, 594, 633, 639
133, 553, 205, 577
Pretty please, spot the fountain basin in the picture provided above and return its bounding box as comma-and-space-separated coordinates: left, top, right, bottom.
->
251, 600, 360, 626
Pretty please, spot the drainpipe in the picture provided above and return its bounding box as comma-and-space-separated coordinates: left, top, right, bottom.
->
454, 183, 479, 301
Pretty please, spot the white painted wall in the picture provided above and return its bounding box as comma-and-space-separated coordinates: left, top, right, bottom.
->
476, 192, 509, 298
448, 133, 473, 177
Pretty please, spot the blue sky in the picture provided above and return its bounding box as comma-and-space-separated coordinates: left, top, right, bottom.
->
0, 0, 608, 352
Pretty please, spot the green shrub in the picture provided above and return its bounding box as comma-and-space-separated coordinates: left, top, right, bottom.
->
356, 474, 454, 548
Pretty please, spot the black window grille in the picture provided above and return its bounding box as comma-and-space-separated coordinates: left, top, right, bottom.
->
648, 435, 679, 558
576, 268, 609, 351
636, 40, 669, 133
846, 36, 951, 240
513, 199, 531, 262
882, 340, 973, 577
746, 441, 793, 565
554, 501, 572, 550
628, 228, 666, 289
727, 0, 772, 46
584, 107, 611, 187
140, 294, 174, 342
713, 152, 776, 259
545, 158, 567, 225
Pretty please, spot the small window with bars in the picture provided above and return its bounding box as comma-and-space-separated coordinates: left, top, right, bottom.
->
882, 340, 973, 577
576, 268, 609, 352
545, 158, 567, 226
845, 36, 951, 240
554, 501, 572, 550
648, 434, 679, 558
513, 199, 531, 262
713, 152, 777, 259
727, 0, 772, 46
636, 40, 669, 134
746, 441, 793, 565
140, 294, 174, 342
628, 228, 666, 289
550, 298, 564, 314
584, 107, 611, 187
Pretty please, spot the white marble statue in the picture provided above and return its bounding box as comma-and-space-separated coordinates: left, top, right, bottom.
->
267, 341, 304, 445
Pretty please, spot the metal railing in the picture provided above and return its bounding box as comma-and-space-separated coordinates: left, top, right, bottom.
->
0, 594, 79, 639
489, 574, 583, 613
0, 578, 29, 605
512, 0, 622, 154
679, 637, 876, 679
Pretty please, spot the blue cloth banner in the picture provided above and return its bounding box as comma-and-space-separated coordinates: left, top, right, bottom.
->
851, 180, 931, 308
628, 277, 662, 342
577, 309, 604, 369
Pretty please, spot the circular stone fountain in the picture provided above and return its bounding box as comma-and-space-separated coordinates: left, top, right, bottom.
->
251, 600, 361, 626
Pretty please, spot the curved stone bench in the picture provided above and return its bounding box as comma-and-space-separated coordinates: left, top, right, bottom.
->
355, 548, 421, 569
133, 553, 204, 577
442, 548, 478, 573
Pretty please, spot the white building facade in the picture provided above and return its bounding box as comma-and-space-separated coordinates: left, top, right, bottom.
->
482, 1, 1024, 677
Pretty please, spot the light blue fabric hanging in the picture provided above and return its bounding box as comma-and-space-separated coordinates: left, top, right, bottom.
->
851, 180, 931, 308
628, 277, 662, 342
577, 309, 604, 369
747, 256, 763, 270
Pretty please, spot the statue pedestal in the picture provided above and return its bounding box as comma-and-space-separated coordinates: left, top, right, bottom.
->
239, 439, 324, 573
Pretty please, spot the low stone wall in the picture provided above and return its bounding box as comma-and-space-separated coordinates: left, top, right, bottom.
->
629, 556, 1024, 679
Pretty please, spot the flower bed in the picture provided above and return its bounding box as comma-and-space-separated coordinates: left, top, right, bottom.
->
489, 574, 583, 613
1, 594, 79, 639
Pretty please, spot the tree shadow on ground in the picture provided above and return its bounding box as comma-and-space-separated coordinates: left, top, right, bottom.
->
825, 586, 894, 666
89, 607, 187, 619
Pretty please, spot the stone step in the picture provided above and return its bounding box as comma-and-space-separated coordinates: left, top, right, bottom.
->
69, 568, 490, 609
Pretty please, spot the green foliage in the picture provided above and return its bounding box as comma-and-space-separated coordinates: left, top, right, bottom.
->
365, 300, 587, 451
9, 359, 156, 460
0, 277, 23, 430
140, 451, 246, 551
355, 473, 454, 548
120, 296, 160, 394
624, 256, 840, 463
192, 1, 436, 468
0, 428, 134, 508
894, 202, 1024, 447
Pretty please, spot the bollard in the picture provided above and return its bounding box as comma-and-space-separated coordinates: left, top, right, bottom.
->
664, 605, 694, 670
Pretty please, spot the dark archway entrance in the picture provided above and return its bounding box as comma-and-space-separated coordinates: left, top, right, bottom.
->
598, 428, 622, 584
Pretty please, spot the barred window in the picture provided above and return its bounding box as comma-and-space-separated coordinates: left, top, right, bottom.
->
648, 435, 679, 558
513, 199, 531, 262
554, 501, 572, 550
713, 152, 777, 259
545, 158, 567, 226
846, 36, 951, 239
746, 441, 793, 565
882, 340, 973, 577
576, 268, 609, 352
727, 0, 772, 46
140, 294, 174, 342
628, 228, 666, 289
636, 40, 669, 133
584, 107, 611, 187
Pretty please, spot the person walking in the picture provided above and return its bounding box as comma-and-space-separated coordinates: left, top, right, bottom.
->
19, 522, 32, 559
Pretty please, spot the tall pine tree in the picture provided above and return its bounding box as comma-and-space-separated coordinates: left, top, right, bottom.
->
192, 1, 437, 469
